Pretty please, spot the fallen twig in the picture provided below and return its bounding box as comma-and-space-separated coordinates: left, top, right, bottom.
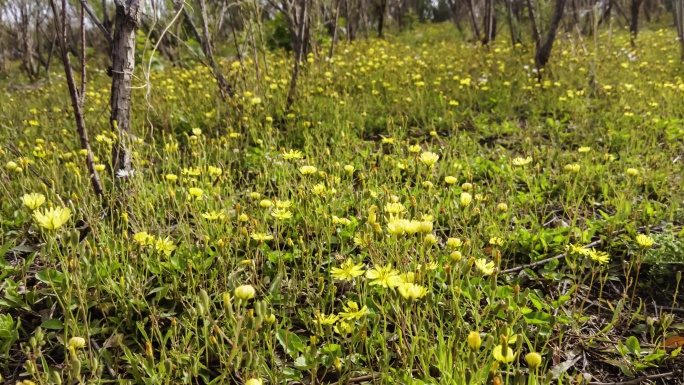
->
500, 240, 603, 274
587, 371, 678, 385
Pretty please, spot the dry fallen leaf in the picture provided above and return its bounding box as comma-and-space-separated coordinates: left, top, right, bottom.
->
662, 335, 684, 349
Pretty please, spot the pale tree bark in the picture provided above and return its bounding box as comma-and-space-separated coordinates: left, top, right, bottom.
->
110, 0, 143, 182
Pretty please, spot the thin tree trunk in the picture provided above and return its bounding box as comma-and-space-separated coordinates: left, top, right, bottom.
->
110, 0, 143, 181
48, 0, 104, 198
535, 0, 566, 69
506, 0, 518, 45
675, 0, 684, 60
329, 0, 340, 59
467, 0, 482, 41
378, 0, 386, 38
197, 0, 233, 100
526, 0, 541, 48
629, 0, 643, 47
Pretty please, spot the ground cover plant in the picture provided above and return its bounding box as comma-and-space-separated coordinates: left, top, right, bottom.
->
1, 18, 684, 385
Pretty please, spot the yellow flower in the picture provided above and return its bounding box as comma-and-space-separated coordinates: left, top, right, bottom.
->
447, 237, 463, 248
155, 237, 177, 256
397, 282, 428, 300
577, 146, 591, 153
444, 176, 457, 184
5, 161, 18, 171
489, 237, 505, 246
366, 264, 402, 288
512, 156, 532, 166
201, 211, 225, 220
564, 163, 580, 173
275, 200, 292, 209
449, 251, 463, 261
260, 199, 273, 208
344, 164, 355, 174
283, 149, 304, 160
299, 165, 317, 175
626, 168, 639, 176
460, 192, 472, 207
384, 202, 406, 216
635, 234, 654, 248
271, 208, 292, 220
250, 232, 273, 241
492, 344, 516, 363
408, 144, 422, 153
234, 284, 256, 300
68, 336, 86, 349
165, 174, 178, 182
238, 213, 249, 222
497, 203, 508, 212
419, 151, 439, 167
331, 258, 366, 281
387, 219, 407, 235
334, 321, 353, 336
475, 258, 495, 275
588, 248, 610, 264
134, 231, 154, 246
461, 182, 473, 191
526, 352, 542, 369
33, 207, 71, 230
245, 379, 263, 385
188, 187, 203, 200
467, 331, 482, 350
567, 244, 590, 255
314, 312, 338, 325
338, 300, 368, 320
424, 234, 437, 245
208, 166, 222, 176
21, 193, 46, 210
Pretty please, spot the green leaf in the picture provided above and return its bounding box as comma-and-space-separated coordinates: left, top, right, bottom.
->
625, 336, 641, 356
35, 269, 65, 285
41, 318, 64, 330
523, 311, 553, 325
276, 329, 305, 358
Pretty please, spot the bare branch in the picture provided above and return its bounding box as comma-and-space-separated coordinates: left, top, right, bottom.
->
79, 0, 113, 48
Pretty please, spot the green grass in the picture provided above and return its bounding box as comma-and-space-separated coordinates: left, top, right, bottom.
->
1, 23, 683, 384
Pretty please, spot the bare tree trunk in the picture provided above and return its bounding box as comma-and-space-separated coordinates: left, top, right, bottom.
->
629, 0, 644, 47
285, 0, 309, 109
48, 0, 104, 197
378, 0, 387, 37
198, 0, 233, 100
675, 0, 684, 60
534, 0, 566, 70
506, 0, 519, 45
482, 0, 497, 44
181, 0, 233, 101
467, 0, 482, 40
526, 0, 541, 47
110, 0, 143, 181
329, 0, 341, 58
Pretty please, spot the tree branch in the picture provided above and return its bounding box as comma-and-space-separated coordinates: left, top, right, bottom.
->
79, 0, 113, 48
500, 240, 603, 274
